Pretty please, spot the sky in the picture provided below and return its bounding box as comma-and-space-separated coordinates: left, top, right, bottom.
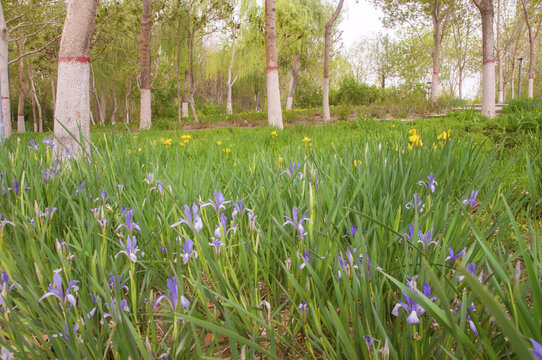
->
339, 1, 386, 48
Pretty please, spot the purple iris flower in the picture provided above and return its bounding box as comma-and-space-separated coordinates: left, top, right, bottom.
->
39, 270, 79, 309
109, 273, 129, 295
530, 339, 542, 360
209, 238, 225, 256
214, 213, 237, 238
154, 277, 190, 311
51, 322, 80, 340
103, 298, 129, 322
0, 272, 16, 308
299, 250, 310, 270
9, 180, 19, 196
171, 203, 203, 233
391, 276, 435, 324
404, 224, 415, 242
405, 193, 424, 212
115, 236, 142, 263
343, 225, 357, 239
445, 247, 466, 265
150, 180, 165, 195
97, 217, 108, 230
463, 190, 482, 210
417, 173, 437, 193
418, 229, 438, 247
282, 206, 312, 239
99, 190, 108, 202
180, 239, 197, 264
43, 135, 55, 149
281, 162, 301, 179
453, 302, 478, 336
143, 172, 154, 185
160, 244, 167, 256
0, 214, 15, 233
338, 248, 364, 279
202, 190, 230, 216
28, 139, 39, 151
231, 199, 253, 219
458, 262, 482, 282
298, 301, 308, 322
249, 214, 257, 231
116, 208, 141, 233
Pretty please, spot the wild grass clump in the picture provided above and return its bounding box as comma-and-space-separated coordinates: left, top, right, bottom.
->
0, 123, 540, 359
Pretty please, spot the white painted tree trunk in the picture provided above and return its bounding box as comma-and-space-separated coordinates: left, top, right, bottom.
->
226, 35, 236, 115
0, 2, 11, 138
265, 0, 283, 129
528, 77, 533, 98
323, 77, 330, 121
54, 0, 98, 158
139, 0, 152, 130
323, 0, 344, 123
430, 16, 441, 103
474, 0, 496, 118
16, 40, 25, 133
182, 101, 188, 118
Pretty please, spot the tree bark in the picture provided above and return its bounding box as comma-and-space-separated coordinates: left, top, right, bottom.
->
182, 70, 189, 118
50, 71, 56, 117
16, 39, 26, 133
54, 0, 98, 158
473, 0, 496, 118
139, 0, 152, 130
90, 64, 103, 124
28, 66, 42, 132
99, 81, 106, 124
265, 0, 283, 129
110, 88, 117, 125
176, 18, 182, 123
286, 52, 301, 110
323, 0, 344, 123
187, 31, 199, 123
521, 0, 541, 98
430, 7, 441, 103
226, 34, 237, 115
496, 0, 504, 103
0, 2, 11, 137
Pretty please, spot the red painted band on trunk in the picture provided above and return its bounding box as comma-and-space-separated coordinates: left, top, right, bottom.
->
528, 76, 534, 79
58, 57, 90, 63
267, 66, 279, 71
433, 72, 438, 75
1, 97, 8, 100
483, 59, 495, 65
17, 114, 24, 116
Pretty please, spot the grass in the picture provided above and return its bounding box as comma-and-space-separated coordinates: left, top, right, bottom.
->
0, 115, 541, 359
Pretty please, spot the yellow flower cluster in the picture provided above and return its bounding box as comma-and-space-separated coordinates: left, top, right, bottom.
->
223, 148, 232, 154
301, 137, 311, 143
408, 129, 423, 148
217, 141, 223, 146
354, 160, 362, 168
179, 134, 191, 146
160, 138, 172, 146
437, 130, 450, 140
271, 131, 278, 137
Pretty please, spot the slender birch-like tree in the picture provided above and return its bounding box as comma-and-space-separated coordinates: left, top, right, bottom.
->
520, 0, 541, 98
265, 0, 283, 129
53, 0, 98, 157
323, 0, 344, 123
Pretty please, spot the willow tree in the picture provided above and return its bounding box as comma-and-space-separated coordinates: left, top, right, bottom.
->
139, 0, 152, 130
472, 0, 495, 118
265, 0, 283, 128
323, 0, 343, 123
54, 0, 98, 157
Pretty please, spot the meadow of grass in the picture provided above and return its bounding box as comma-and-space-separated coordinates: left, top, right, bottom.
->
0, 116, 541, 359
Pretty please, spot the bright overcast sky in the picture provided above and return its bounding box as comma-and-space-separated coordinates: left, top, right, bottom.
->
339, 0, 386, 48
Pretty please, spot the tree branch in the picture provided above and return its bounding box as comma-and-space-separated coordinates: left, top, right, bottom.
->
8, 35, 61, 64
6, 4, 40, 25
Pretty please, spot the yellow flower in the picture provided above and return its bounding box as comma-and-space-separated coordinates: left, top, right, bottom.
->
133, 135, 138, 140
331, 141, 335, 148
160, 138, 172, 146
138, 148, 142, 152
153, 140, 156, 145
408, 133, 423, 148
392, 125, 395, 128
271, 130, 278, 137
181, 135, 192, 140
278, 156, 284, 164
179, 142, 185, 147
408, 129, 417, 135
141, 164, 145, 168
354, 160, 362, 168
301, 137, 311, 143
223, 148, 231, 154
437, 131, 450, 140
217, 141, 223, 146
395, 145, 399, 151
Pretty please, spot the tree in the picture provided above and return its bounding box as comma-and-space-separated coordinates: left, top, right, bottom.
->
0, 2, 12, 137
140, 0, 152, 130
265, 0, 283, 129
323, 0, 344, 123
374, 0, 453, 102
371, 33, 397, 88
472, 0, 495, 118
54, 0, 98, 157
520, 0, 541, 98
286, 51, 301, 109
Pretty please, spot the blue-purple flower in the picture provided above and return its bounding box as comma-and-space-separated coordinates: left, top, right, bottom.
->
463, 190, 482, 210
282, 206, 312, 239
231, 199, 253, 219
180, 238, 197, 264
171, 203, 203, 233
458, 262, 482, 282
42, 135, 55, 149
214, 213, 237, 238
404, 224, 415, 242
418, 229, 438, 247
27, 139, 39, 151
530, 338, 542, 360
143, 172, 154, 185
202, 190, 230, 216
116, 208, 141, 234
299, 250, 310, 270
281, 162, 303, 184
417, 173, 437, 193
103, 297, 129, 322
115, 236, 142, 263
39, 270, 79, 309
209, 238, 225, 256
453, 302, 478, 336
154, 277, 190, 311
391, 276, 435, 324
298, 301, 308, 322
343, 225, 357, 239
405, 193, 424, 212
445, 247, 466, 265
0, 271, 16, 308
0, 214, 15, 238
109, 273, 129, 295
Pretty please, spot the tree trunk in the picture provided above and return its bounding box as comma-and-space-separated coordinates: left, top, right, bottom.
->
90, 64, 102, 124
265, 0, 283, 129
16, 40, 26, 133
110, 89, 117, 125
286, 52, 301, 110
50, 71, 56, 117
430, 11, 441, 103
176, 19, 182, 123
28, 67, 42, 132
521, 0, 541, 98
323, 0, 344, 123
54, 0, 98, 158
458, 67, 463, 100
99, 82, 106, 124
0, 2, 11, 137
30, 86, 37, 132
473, 0, 496, 118
496, 0, 504, 103
139, 0, 152, 130
226, 34, 237, 115
188, 31, 199, 123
